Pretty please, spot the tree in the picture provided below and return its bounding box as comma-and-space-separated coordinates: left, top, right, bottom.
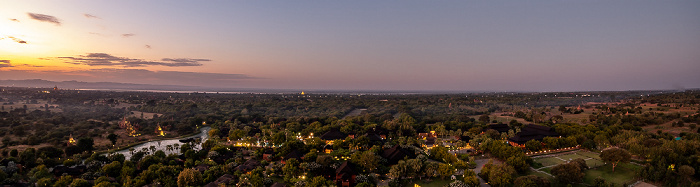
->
479, 114, 490, 123
54, 175, 73, 187
351, 151, 380, 173
506, 155, 530, 173
29, 165, 52, 183
462, 170, 479, 187
600, 148, 631, 172
437, 163, 453, 179
282, 158, 300, 182
316, 155, 333, 166
679, 165, 695, 185
525, 139, 542, 152
559, 105, 568, 113
514, 175, 550, 187
484, 129, 500, 139
306, 176, 332, 187
487, 163, 516, 187
102, 161, 122, 178
570, 158, 588, 171
389, 160, 408, 180
77, 137, 94, 153
19, 148, 37, 168
70, 178, 91, 187
177, 168, 202, 187
593, 176, 611, 187
551, 162, 584, 184
543, 137, 560, 149
36, 177, 53, 187
429, 145, 458, 163
107, 133, 119, 146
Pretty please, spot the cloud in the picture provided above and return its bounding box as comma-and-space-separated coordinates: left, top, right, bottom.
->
7, 36, 27, 44
9, 19, 19, 22
122, 33, 135, 37
15, 64, 44, 68
83, 14, 100, 19
162, 58, 212, 63
27, 13, 61, 25
145, 45, 151, 49
52, 53, 211, 67
0, 60, 12, 68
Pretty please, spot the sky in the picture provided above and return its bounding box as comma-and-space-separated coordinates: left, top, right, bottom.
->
1, 1, 699, 92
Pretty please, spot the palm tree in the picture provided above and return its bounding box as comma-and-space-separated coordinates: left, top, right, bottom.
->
149, 145, 156, 153
129, 148, 135, 155
166, 145, 173, 152
141, 147, 149, 154
173, 143, 180, 151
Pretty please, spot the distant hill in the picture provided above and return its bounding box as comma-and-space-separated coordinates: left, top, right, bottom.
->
0, 79, 205, 91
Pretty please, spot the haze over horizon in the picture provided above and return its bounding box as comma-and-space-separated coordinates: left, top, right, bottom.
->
1, 1, 699, 92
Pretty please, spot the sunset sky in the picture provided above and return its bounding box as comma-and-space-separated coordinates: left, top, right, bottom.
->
1, 1, 699, 92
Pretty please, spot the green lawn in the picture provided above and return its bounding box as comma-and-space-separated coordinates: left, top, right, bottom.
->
585, 158, 605, 168
582, 163, 641, 186
534, 157, 565, 167
531, 151, 641, 186
577, 151, 601, 160
559, 153, 588, 161
406, 179, 453, 187
524, 170, 553, 180
541, 167, 552, 174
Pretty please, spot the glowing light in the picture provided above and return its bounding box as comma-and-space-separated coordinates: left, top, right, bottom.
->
68, 134, 76, 145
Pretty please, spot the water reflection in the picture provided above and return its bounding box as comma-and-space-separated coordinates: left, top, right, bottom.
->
107, 127, 210, 160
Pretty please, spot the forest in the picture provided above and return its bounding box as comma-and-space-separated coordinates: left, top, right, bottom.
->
0, 87, 698, 187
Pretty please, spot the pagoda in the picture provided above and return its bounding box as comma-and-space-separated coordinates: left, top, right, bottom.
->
68, 134, 76, 145
119, 117, 141, 137
155, 123, 166, 136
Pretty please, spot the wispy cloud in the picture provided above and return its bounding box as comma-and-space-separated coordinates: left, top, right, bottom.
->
15, 64, 44, 68
145, 45, 151, 49
162, 58, 211, 63
9, 19, 19, 22
122, 33, 135, 37
52, 53, 211, 67
27, 13, 61, 25
7, 36, 27, 44
0, 36, 27, 44
83, 14, 100, 19
0, 60, 12, 68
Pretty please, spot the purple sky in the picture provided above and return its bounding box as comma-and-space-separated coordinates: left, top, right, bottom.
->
1, 1, 699, 91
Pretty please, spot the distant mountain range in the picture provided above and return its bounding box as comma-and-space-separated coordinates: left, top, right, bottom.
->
0, 79, 471, 94
3, 79, 689, 94
0, 79, 206, 92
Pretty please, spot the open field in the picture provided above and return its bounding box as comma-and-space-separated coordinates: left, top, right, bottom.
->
533, 151, 605, 169
582, 163, 642, 186
0, 99, 61, 112
558, 153, 588, 161
532, 151, 641, 186
534, 157, 564, 168
642, 120, 697, 136
128, 111, 161, 120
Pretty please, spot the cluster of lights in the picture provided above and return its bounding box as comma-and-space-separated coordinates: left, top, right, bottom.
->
524, 146, 579, 155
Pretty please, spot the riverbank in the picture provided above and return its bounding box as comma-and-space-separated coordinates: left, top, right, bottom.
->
102, 127, 211, 159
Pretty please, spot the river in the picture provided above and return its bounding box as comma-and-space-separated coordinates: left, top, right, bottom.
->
106, 127, 211, 160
